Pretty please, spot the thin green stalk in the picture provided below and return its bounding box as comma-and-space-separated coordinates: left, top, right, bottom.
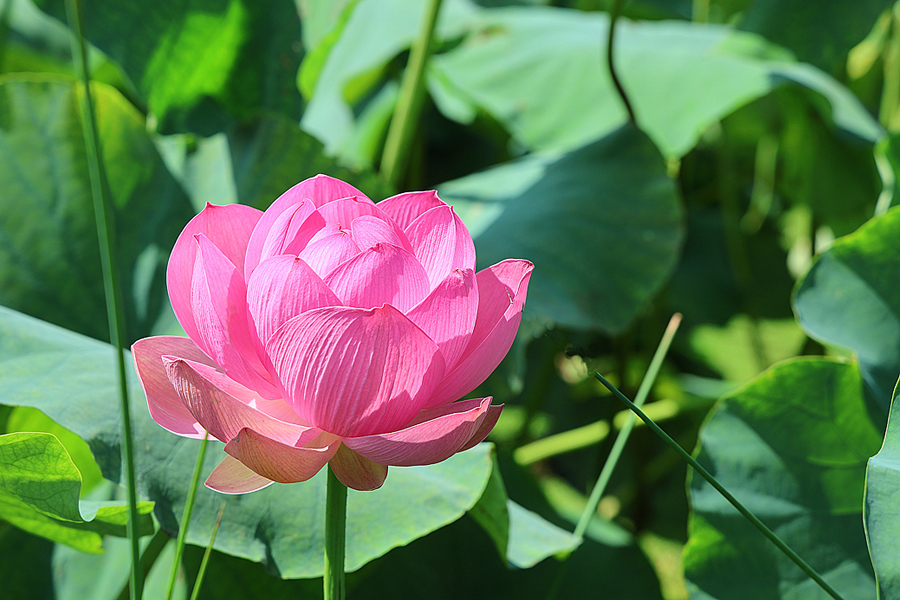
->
115, 530, 170, 600
381, 0, 443, 187
324, 465, 348, 600
606, 0, 637, 125
188, 501, 227, 600
165, 433, 210, 600
64, 1, 142, 599
593, 372, 847, 600
573, 314, 681, 539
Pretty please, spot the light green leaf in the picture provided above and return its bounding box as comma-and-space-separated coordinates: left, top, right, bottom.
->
0, 432, 154, 554
439, 125, 683, 333
684, 358, 882, 599
795, 207, 900, 409
429, 7, 881, 157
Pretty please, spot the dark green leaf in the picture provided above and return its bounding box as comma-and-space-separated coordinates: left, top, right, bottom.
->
0, 76, 193, 343
440, 125, 684, 333
795, 207, 900, 409
865, 379, 900, 599
739, 0, 892, 73
685, 358, 882, 599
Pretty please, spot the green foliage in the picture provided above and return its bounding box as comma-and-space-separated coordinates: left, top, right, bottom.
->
2, 0, 900, 598
440, 125, 684, 332
684, 359, 883, 599
0, 432, 155, 553
795, 207, 900, 408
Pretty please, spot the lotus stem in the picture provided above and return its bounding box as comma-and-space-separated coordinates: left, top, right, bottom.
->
166, 433, 210, 600
188, 501, 226, 600
381, 0, 443, 187
573, 314, 681, 539
593, 371, 847, 600
324, 465, 348, 600
64, 1, 143, 598
606, 0, 637, 126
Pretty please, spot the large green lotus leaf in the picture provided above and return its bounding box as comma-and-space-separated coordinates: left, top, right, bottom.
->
794, 207, 900, 409
739, 0, 892, 73
439, 125, 683, 333
684, 358, 883, 599
0, 305, 502, 577
0, 76, 193, 343
33, 0, 303, 133
865, 380, 900, 599
428, 6, 881, 158
0, 432, 155, 554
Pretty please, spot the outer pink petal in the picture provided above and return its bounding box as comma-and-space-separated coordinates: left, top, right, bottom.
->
405, 268, 478, 370
191, 235, 278, 398
205, 455, 275, 494
459, 404, 503, 451
224, 428, 339, 484
343, 397, 492, 466
297, 225, 361, 279
376, 190, 445, 231
244, 175, 367, 274
328, 444, 388, 491
167, 203, 262, 345
323, 243, 430, 312
163, 357, 313, 445
266, 305, 445, 437
405, 205, 476, 288
425, 259, 534, 408
132, 336, 212, 438
247, 255, 341, 347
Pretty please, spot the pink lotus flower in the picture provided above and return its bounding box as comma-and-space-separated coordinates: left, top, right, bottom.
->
132, 175, 532, 492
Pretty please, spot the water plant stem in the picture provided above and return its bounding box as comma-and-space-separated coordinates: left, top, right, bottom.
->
64, 1, 143, 598
189, 501, 227, 600
593, 371, 847, 600
573, 314, 681, 539
324, 465, 348, 600
606, 0, 637, 125
165, 433, 210, 600
381, 0, 443, 187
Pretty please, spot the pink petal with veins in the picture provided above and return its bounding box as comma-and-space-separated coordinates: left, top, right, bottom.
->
323, 243, 430, 312
343, 397, 493, 466
224, 428, 339, 484
376, 190, 445, 230
405, 268, 478, 369
426, 259, 533, 407
167, 203, 261, 345
328, 444, 388, 491
132, 336, 213, 438
205, 455, 274, 494
266, 305, 445, 437
406, 205, 476, 288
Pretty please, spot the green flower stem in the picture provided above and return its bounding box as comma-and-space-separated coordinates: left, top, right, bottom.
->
64, 1, 143, 599
593, 371, 847, 600
189, 501, 226, 600
165, 433, 210, 600
573, 314, 681, 539
381, 0, 443, 187
324, 465, 348, 600
606, 0, 637, 126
